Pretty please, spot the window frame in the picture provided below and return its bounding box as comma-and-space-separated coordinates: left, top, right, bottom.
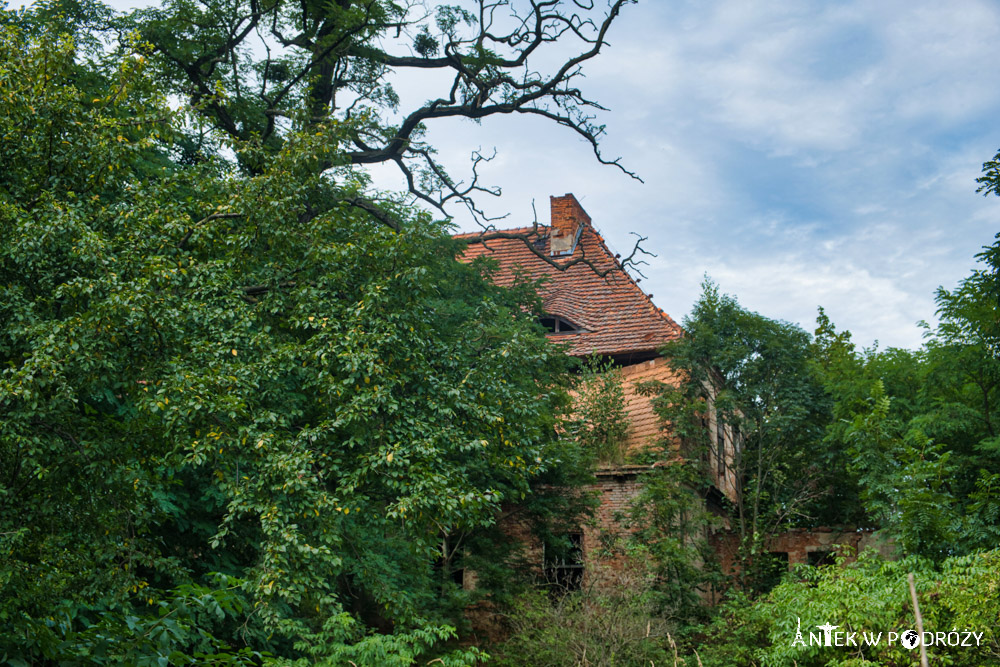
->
538, 315, 582, 334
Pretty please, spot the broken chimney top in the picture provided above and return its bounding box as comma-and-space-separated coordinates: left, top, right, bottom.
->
549, 193, 590, 257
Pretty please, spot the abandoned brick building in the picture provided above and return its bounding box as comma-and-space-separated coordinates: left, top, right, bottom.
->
458, 193, 883, 592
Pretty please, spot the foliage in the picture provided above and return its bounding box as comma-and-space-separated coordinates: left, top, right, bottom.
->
572, 356, 630, 465
282, 614, 485, 667
119, 0, 638, 219
6, 575, 265, 666
842, 380, 959, 556
625, 462, 722, 622
813, 232, 1000, 557
652, 279, 833, 594
686, 549, 1000, 667
0, 17, 597, 663
927, 231, 1000, 551
490, 572, 673, 667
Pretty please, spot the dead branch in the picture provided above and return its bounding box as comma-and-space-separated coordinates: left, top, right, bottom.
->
140, 0, 639, 227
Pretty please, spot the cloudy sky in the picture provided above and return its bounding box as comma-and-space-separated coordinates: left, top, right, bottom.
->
17, 0, 1000, 348
395, 0, 1000, 349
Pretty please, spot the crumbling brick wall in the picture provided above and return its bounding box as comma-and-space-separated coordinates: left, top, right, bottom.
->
711, 526, 895, 577
581, 467, 648, 579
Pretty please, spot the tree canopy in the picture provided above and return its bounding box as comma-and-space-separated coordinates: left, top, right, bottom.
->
0, 0, 628, 661
123, 0, 638, 220
4, 0, 1000, 663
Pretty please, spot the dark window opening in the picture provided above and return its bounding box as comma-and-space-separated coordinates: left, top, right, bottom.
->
808, 550, 835, 567
756, 551, 789, 593
696, 391, 710, 465
544, 532, 584, 592
538, 315, 581, 334
433, 538, 465, 589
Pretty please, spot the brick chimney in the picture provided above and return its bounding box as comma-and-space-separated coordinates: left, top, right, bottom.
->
549, 193, 590, 256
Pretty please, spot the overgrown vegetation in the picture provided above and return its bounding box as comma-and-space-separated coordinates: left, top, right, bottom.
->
572, 356, 631, 466
3, 0, 1000, 664
491, 574, 672, 667
492, 218, 1000, 665
687, 549, 1000, 666
0, 0, 625, 661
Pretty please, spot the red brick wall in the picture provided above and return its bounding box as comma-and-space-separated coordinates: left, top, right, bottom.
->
550, 194, 591, 237
582, 468, 647, 574
496, 469, 653, 587
711, 527, 894, 576
548, 194, 591, 256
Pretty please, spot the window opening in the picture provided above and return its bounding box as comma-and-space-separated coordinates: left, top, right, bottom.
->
808, 550, 835, 567
698, 390, 710, 464
757, 551, 789, 593
544, 532, 584, 591
433, 537, 465, 589
538, 315, 581, 334
716, 420, 726, 481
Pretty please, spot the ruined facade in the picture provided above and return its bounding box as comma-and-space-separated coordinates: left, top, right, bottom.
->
458, 193, 880, 592
458, 194, 740, 588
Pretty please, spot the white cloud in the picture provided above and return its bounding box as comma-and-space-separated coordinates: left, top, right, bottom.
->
22, 0, 997, 349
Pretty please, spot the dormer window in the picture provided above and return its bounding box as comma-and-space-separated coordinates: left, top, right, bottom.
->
538, 315, 581, 334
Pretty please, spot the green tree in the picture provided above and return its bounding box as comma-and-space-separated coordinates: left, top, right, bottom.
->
121, 0, 638, 221
688, 549, 1000, 667
652, 280, 833, 594
572, 356, 630, 466
814, 231, 1000, 557
928, 232, 1000, 548
816, 206, 1000, 560
812, 311, 931, 536
0, 17, 600, 663
626, 461, 721, 621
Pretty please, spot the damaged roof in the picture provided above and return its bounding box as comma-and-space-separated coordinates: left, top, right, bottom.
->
456, 194, 682, 358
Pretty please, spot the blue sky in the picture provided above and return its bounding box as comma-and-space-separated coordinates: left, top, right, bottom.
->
18, 0, 1000, 348
405, 0, 1000, 349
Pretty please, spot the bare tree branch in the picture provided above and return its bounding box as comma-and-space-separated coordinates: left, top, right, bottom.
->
137, 0, 640, 256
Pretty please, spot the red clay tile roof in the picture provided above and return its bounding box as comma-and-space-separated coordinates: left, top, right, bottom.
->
456, 202, 682, 357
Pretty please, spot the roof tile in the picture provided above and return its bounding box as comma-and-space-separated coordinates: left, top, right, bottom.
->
456, 212, 682, 357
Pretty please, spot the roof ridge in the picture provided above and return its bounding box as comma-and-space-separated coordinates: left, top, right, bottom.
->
452, 224, 547, 240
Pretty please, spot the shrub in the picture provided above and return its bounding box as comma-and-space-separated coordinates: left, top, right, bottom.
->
688, 548, 1000, 666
